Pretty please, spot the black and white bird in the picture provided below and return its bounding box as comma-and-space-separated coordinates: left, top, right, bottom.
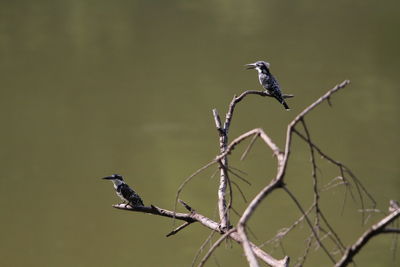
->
102, 174, 144, 207
246, 61, 290, 110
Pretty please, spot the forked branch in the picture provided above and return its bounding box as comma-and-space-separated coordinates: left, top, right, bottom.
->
107, 79, 399, 267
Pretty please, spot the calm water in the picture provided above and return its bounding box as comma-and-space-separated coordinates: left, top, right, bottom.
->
0, 1, 399, 266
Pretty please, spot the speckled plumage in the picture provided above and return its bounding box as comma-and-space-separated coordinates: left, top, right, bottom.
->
246, 61, 290, 110
103, 174, 144, 207
116, 183, 144, 207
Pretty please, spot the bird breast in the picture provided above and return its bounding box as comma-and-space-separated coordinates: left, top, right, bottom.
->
258, 73, 270, 88
116, 190, 127, 201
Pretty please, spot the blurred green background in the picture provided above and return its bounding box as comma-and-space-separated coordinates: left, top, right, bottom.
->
0, 0, 399, 266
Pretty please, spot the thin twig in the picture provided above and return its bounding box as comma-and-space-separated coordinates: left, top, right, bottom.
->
300, 118, 321, 235
283, 187, 336, 263
179, 199, 194, 212
192, 230, 218, 267
384, 228, 400, 234
198, 229, 237, 267
230, 180, 248, 203
228, 165, 248, 176
295, 235, 314, 267
260, 204, 315, 248
240, 133, 259, 161
166, 222, 193, 237
227, 167, 251, 186
335, 208, 400, 267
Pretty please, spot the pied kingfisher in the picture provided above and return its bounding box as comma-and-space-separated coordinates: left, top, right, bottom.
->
246, 61, 290, 110
102, 174, 144, 207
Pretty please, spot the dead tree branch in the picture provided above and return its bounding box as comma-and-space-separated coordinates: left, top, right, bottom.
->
106, 79, 399, 267
213, 108, 230, 230
233, 81, 350, 265
335, 207, 400, 267
166, 222, 192, 237
211, 89, 295, 231
198, 228, 237, 267
113, 203, 288, 266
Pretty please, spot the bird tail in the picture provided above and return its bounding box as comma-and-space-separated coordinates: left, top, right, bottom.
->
282, 100, 290, 110
272, 92, 291, 110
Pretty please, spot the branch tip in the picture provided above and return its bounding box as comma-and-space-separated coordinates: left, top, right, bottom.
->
178, 199, 194, 212
104, 79, 400, 267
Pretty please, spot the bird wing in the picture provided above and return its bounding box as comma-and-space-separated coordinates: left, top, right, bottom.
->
269, 75, 281, 91
120, 184, 135, 199
120, 184, 144, 206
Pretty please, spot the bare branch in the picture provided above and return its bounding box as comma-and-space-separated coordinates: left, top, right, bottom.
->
212, 109, 223, 132
166, 222, 193, 237
240, 133, 259, 161
192, 230, 218, 267
237, 224, 260, 267
221, 230, 289, 267
224, 128, 281, 159
198, 228, 237, 267
335, 207, 400, 267
113, 204, 195, 223
234, 90, 294, 101
106, 79, 400, 267
213, 106, 230, 230
112, 205, 287, 265
290, 80, 350, 126
227, 167, 251, 186
175, 160, 218, 220
283, 187, 336, 264
230, 180, 248, 203
211, 88, 296, 231
113, 203, 221, 234
280, 80, 350, 184
295, 235, 314, 267
239, 178, 284, 226
260, 204, 315, 248
292, 126, 377, 222
383, 228, 400, 234
179, 199, 195, 212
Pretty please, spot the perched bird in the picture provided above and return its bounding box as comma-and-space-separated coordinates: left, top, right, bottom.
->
246, 61, 290, 110
102, 174, 144, 207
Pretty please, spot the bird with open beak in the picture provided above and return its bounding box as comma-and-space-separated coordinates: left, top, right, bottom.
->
246, 61, 290, 110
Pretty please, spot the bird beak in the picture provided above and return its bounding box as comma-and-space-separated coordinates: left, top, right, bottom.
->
245, 63, 256, 70
102, 176, 114, 180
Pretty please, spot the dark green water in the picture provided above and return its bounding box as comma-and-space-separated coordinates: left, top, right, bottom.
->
0, 1, 399, 266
